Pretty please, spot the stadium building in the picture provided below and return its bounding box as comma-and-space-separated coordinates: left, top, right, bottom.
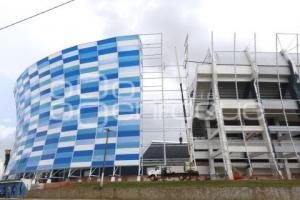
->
4, 33, 300, 182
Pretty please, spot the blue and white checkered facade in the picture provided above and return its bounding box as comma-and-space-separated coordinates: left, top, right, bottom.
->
6, 35, 141, 175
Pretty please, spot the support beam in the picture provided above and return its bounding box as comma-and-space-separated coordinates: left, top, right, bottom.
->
208, 128, 219, 140
212, 150, 222, 158
245, 47, 283, 178
246, 132, 257, 141
210, 38, 233, 180
283, 152, 297, 159
280, 50, 300, 119
249, 152, 268, 158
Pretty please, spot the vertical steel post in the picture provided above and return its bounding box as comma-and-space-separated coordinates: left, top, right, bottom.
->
100, 128, 111, 188
210, 32, 234, 180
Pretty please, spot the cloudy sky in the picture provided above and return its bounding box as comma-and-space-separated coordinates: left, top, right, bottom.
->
0, 0, 300, 162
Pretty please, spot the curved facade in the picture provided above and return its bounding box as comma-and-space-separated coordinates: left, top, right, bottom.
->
6, 35, 141, 176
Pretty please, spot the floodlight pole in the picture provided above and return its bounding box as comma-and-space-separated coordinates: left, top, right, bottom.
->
100, 128, 111, 188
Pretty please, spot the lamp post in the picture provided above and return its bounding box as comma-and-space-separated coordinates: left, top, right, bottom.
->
100, 128, 111, 188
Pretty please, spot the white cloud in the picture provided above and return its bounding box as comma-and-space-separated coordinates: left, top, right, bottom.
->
1, 118, 12, 124
0, 124, 15, 140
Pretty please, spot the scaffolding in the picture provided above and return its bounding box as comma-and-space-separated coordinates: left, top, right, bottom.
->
139, 33, 193, 173
188, 32, 300, 180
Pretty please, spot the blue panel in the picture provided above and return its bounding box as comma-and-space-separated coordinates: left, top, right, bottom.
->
58, 147, 74, 153
37, 57, 49, 68
62, 45, 78, 54
116, 154, 139, 160
39, 70, 50, 78
98, 37, 116, 45
63, 55, 79, 63
74, 150, 93, 157
79, 46, 97, 54
119, 50, 139, 57
41, 154, 55, 160
92, 161, 114, 167
116, 35, 139, 41
119, 60, 139, 68
50, 55, 62, 64
118, 130, 139, 137
32, 146, 43, 152
54, 157, 72, 165
80, 56, 98, 64
95, 143, 116, 150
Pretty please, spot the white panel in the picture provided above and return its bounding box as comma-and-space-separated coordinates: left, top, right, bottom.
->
77, 122, 97, 129
100, 81, 118, 91
33, 140, 45, 147
98, 109, 118, 117
39, 159, 54, 166
39, 84, 51, 93
38, 66, 49, 74
118, 46, 139, 52
80, 92, 98, 98
78, 42, 97, 49
99, 62, 118, 71
71, 162, 91, 168
63, 50, 78, 58
99, 52, 118, 60
80, 61, 98, 68
39, 76, 51, 84
118, 114, 140, 121
116, 148, 139, 155
115, 160, 139, 166
30, 151, 43, 157
80, 72, 98, 79
51, 108, 64, 117
64, 60, 79, 67
119, 67, 139, 78
52, 98, 64, 106
95, 137, 117, 144
117, 40, 139, 47
74, 144, 94, 151
58, 141, 76, 148
51, 79, 65, 88
36, 124, 48, 132
50, 60, 63, 68
60, 130, 77, 137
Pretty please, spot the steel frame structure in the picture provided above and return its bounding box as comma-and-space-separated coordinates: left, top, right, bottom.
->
188, 32, 300, 180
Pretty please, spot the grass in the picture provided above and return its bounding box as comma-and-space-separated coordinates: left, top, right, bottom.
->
74, 180, 300, 190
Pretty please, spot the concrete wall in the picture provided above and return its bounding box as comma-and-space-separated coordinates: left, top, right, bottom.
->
27, 187, 300, 200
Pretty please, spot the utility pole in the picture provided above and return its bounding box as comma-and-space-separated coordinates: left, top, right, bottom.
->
100, 128, 111, 188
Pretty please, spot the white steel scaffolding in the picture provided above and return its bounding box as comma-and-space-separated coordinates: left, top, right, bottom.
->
187, 32, 300, 180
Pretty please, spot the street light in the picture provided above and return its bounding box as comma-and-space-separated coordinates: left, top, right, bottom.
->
100, 128, 112, 188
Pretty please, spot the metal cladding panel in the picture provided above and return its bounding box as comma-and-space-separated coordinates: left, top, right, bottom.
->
6, 35, 141, 175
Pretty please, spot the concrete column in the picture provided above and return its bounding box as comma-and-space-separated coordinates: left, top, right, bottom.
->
284, 159, 292, 180
206, 120, 216, 179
